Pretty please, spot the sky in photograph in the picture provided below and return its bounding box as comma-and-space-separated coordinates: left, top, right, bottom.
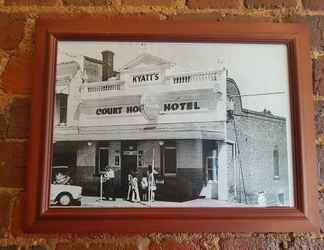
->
57, 41, 290, 118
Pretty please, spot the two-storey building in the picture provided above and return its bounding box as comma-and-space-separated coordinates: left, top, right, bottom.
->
53, 49, 292, 206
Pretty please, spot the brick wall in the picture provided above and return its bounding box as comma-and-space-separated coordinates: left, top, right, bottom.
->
1, 0, 324, 249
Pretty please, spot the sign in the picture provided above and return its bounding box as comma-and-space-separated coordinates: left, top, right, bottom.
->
132, 72, 160, 84
95, 101, 201, 116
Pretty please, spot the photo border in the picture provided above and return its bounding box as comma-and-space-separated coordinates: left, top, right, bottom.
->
25, 18, 319, 233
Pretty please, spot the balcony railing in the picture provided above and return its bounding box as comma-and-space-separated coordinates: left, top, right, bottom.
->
168, 70, 220, 85
86, 81, 123, 92
82, 80, 125, 95
81, 70, 222, 97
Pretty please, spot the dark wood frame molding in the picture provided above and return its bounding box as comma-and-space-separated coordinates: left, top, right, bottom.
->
25, 18, 319, 233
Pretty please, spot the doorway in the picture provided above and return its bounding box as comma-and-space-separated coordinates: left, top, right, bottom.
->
121, 141, 138, 195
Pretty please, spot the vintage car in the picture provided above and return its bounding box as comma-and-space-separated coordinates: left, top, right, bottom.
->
50, 184, 82, 206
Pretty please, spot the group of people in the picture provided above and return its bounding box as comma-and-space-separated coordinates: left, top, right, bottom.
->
102, 165, 157, 203
127, 165, 156, 202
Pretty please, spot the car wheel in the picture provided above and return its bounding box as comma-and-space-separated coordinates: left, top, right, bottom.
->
57, 193, 73, 206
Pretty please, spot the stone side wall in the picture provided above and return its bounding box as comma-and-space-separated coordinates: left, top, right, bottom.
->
227, 113, 291, 205
1, 0, 324, 249
226, 78, 291, 205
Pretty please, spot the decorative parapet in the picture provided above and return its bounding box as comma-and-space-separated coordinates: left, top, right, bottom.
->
80, 70, 224, 99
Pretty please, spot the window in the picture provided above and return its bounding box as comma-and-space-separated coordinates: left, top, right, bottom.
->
207, 149, 218, 181
162, 141, 176, 175
273, 146, 279, 179
98, 147, 109, 173
57, 94, 68, 124
203, 141, 218, 181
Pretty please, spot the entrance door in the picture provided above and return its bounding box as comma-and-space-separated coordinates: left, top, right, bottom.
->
164, 146, 176, 175
121, 142, 138, 195
203, 140, 219, 199
98, 147, 109, 173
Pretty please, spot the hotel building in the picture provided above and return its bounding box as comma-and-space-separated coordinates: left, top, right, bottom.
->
53, 49, 292, 206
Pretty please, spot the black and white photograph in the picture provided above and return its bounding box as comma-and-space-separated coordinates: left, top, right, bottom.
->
50, 41, 294, 208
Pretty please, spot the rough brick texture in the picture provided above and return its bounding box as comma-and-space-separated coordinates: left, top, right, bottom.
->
0, 14, 26, 50
314, 58, 324, 96
7, 98, 30, 139
1, 55, 33, 95
219, 238, 280, 250
0, 141, 26, 188
187, 0, 242, 9
245, 0, 298, 9
0, 114, 7, 139
0, 0, 324, 249
62, 0, 111, 6
315, 101, 324, 137
303, 0, 324, 10
121, 0, 173, 6
319, 146, 324, 183
0, 191, 14, 238
56, 243, 137, 250
4, 0, 57, 5
285, 16, 324, 52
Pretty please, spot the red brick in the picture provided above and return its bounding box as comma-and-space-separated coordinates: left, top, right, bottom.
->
7, 98, 31, 139
314, 58, 324, 96
219, 238, 279, 250
0, 141, 27, 169
62, 0, 111, 6
1, 55, 33, 95
0, 114, 8, 139
0, 246, 19, 250
150, 240, 197, 250
11, 192, 23, 236
187, 0, 242, 9
303, 0, 324, 10
315, 101, 324, 136
171, 13, 274, 22
320, 210, 324, 232
4, 0, 57, 5
121, 0, 172, 5
0, 142, 26, 188
319, 192, 324, 210
0, 191, 15, 238
285, 16, 324, 52
31, 246, 47, 250
55, 243, 137, 250
287, 237, 324, 249
245, 0, 298, 9
0, 14, 26, 51
318, 146, 324, 183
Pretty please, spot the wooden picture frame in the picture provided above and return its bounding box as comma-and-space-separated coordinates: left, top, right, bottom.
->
25, 18, 319, 233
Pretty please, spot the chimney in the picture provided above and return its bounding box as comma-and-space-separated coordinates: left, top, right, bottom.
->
101, 50, 114, 81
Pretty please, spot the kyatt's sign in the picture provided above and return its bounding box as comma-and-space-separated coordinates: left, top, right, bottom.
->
132, 72, 161, 84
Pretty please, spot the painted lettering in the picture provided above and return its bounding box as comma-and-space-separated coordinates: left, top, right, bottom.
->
179, 103, 186, 110
171, 103, 179, 111
132, 73, 160, 83
164, 103, 171, 112
96, 106, 123, 116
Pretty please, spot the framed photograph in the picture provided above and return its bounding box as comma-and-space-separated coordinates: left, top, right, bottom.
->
25, 18, 319, 233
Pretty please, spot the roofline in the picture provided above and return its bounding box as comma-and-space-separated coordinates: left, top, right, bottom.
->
227, 77, 286, 121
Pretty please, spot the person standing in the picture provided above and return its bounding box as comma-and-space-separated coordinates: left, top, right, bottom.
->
103, 166, 116, 201
148, 165, 157, 202
140, 172, 148, 201
131, 170, 141, 202
127, 171, 133, 201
